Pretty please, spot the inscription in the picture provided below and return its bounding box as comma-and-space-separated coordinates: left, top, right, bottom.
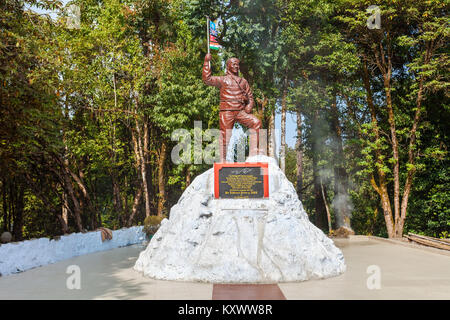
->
217, 166, 266, 199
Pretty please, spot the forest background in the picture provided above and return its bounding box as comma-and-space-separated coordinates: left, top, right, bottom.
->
0, 0, 448, 241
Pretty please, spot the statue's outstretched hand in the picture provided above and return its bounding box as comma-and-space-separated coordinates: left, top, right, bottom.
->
205, 53, 212, 62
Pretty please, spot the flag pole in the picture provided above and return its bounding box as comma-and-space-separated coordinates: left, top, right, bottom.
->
206, 16, 210, 68
206, 16, 210, 54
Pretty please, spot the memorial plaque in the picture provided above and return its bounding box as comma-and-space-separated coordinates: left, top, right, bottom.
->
214, 163, 269, 199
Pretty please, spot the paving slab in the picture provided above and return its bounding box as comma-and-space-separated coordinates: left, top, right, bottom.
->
0, 244, 212, 300
279, 238, 450, 300
0, 238, 448, 300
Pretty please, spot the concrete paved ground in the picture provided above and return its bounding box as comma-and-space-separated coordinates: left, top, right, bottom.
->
0, 237, 448, 300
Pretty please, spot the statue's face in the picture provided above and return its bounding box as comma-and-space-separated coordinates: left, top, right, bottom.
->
227, 58, 240, 75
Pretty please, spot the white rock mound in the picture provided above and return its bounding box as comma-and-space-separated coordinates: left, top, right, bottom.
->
134, 155, 346, 283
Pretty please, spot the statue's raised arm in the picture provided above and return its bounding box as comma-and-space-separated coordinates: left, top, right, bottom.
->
202, 54, 222, 87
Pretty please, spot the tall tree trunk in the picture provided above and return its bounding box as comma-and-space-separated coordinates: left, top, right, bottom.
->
127, 182, 143, 227
81, 168, 97, 229
133, 119, 151, 218
383, 73, 401, 236
9, 183, 14, 234
12, 185, 24, 241
280, 75, 288, 173
61, 104, 70, 233
143, 120, 151, 215
373, 39, 403, 237
268, 106, 276, 158
121, 176, 129, 227
396, 42, 434, 237
2, 179, 8, 232
55, 151, 94, 231
61, 190, 69, 233
56, 212, 69, 234
295, 105, 303, 201
362, 60, 395, 238
312, 109, 327, 230
313, 163, 327, 230
374, 42, 400, 236
330, 95, 352, 230
66, 166, 97, 229
398, 67, 427, 236
185, 165, 191, 188
320, 179, 332, 235
157, 140, 167, 217
111, 172, 123, 216
61, 167, 83, 232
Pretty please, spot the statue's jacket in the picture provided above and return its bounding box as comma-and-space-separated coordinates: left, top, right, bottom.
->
202, 60, 254, 112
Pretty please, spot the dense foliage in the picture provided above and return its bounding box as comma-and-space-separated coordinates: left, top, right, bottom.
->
0, 0, 448, 240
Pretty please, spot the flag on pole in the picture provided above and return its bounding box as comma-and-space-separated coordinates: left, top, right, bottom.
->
209, 20, 221, 50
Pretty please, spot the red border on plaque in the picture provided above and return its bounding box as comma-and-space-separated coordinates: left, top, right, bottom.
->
214, 162, 269, 199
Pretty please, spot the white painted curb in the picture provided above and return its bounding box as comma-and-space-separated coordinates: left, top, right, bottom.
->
0, 226, 146, 276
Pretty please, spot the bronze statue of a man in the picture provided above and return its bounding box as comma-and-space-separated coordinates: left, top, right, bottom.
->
202, 53, 261, 162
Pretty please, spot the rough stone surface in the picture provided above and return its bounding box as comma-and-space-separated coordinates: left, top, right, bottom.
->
0, 226, 146, 276
134, 156, 346, 283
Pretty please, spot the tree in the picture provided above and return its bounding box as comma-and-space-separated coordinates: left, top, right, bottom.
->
337, 0, 448, 237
